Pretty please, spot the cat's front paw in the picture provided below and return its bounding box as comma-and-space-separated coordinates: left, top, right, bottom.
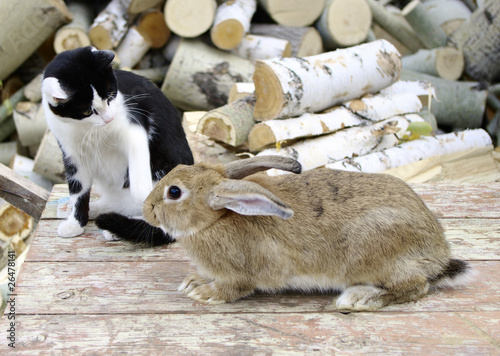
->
102, 230, 121, 241
58, 220, 84, 238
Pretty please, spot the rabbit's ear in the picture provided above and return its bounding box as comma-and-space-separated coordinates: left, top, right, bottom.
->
225, 156, 301, 179
209, 180, 294, 219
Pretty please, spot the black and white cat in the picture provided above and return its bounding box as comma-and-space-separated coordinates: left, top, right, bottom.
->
42, 46, 193, 244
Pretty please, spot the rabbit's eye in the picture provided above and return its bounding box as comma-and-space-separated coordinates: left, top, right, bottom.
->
167, 185, 182, 200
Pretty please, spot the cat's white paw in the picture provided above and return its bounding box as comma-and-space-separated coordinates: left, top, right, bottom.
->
102, 230, 121, 241
58, 220, 84, 238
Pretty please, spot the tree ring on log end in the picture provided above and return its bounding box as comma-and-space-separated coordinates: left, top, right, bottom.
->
211, 19, 245, 50
328, 0, 372, 47
88, 26, 113, 50
253, 61, 284, 120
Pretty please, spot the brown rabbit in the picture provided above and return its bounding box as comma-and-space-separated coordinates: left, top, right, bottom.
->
143, 156, 472, 311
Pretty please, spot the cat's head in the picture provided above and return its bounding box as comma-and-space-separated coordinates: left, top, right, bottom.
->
42, 47, 118, 125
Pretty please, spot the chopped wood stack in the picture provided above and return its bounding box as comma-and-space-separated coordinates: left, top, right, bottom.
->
0, 0, 499, 204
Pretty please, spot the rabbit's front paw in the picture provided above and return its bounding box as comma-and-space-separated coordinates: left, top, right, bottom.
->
187, 283, 227, 305
58, 220, 84, 238
335, 285, 385, 311
178, 273, 210, 294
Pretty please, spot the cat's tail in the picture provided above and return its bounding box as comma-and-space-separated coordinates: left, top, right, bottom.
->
95, 213, 174, 246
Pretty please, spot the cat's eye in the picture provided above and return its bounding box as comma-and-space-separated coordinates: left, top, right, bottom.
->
82, 107, 93, 116
167, 186, 182, 200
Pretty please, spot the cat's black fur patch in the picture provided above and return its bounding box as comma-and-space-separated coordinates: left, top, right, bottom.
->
44, 47, 194, 245
96, 213, 174, 246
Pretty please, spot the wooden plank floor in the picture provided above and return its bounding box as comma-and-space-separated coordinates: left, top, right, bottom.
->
2, 183, 500, 354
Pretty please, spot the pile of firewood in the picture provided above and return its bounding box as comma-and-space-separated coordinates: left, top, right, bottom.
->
0, 0, 499, 191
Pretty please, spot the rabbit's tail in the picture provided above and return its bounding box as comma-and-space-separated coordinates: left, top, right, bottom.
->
95, 213, 174, 246
429, 259, 475, 289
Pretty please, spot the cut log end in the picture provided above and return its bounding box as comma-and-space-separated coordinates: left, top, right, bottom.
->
325, 0, 372, 47
435, 47, 464, 80
197, 116, 234, 146
252, 61, 284, 120
297, 28, 324, 57
248, 124, 277, 152
88, 26, 113, 50
54, 29, 91, 53
211, 19, 245, 50
165, 0, 216, 38
137, 10, 170, 48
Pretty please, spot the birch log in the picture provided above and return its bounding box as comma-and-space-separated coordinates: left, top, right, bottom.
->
344, 92, 423, 121
252, 39, 401, 121
365, 0, 424, 53
250, 24, 323, 57
23, 74, 43, 103
116, 27, 152, 69
162, 39, 255, 111
248, 107, 370, 152
13, 103, 47, 147
231, 35, 291, 62
197, 95, 256, 147
418, 0, 471, 35
402, 0, 449, 48
33, 130, 65, 183
136, 9, 170, 48
402, 47, 464, 80
53, 1, 93, 54
211, 0, 257, 50
0, 0, 72, 81
325, 129, 492, 174
0, 119, 16, 143
165, 0, 217, 38
449, 0, 500, 82
248, 90, 424, 151
228, 83, 255, 103
125, 0, 165, 15
89, 0, 129, 50
257, 117, 414, 172
258, 0, 325, 27
0, 142, 17, 166
400, 70, 487, 128
315, 0, 372, 49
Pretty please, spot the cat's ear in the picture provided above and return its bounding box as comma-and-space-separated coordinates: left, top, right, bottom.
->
91, 48, 115, 70
42, 77, 72, 106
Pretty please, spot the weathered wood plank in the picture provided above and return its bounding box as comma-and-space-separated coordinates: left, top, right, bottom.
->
11, 261, 499, 315
26, 219, 500, 262
40, 183, 500, 220
411, 183, 500, 218
0, 162, 50, 219
10, 311, 500, 354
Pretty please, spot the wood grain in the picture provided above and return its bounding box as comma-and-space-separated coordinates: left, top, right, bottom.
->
2, 183, 499, 353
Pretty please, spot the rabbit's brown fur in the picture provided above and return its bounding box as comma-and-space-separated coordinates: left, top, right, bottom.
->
143, 156, 471, 310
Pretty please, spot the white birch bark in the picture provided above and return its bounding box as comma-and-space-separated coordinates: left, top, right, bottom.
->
250, 24, 323, 57
257, 117, 415, 172
164, 0, 217, 38
89, 0, 129, 50
402, 0, 448, 48
0, 0, 72, 81
248, 90, 424, 151
53, 1, 92, 53
161, 39, 255, 111
253, 39, 402, 121
231, 35, 291, 62
228, 82, 255, 103
116, 27, 152, 69
211, 0, 257, 50
418, 0, 471, 35
13, 103, 47, 147
325, 129, 492, 173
